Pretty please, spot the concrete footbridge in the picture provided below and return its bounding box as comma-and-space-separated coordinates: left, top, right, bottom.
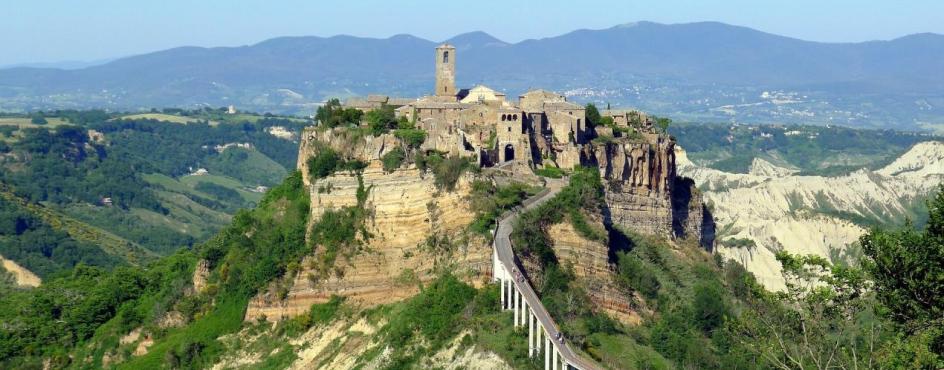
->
491, 177, 599, 370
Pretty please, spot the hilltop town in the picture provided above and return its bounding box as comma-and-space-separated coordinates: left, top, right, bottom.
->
343, 44, 664, 175
333, 43, 711, 241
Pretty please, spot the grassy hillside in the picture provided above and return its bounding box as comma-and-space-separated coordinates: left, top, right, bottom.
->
0, 109, 308, 277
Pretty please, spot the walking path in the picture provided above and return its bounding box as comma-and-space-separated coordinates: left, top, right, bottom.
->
491, 177, 599, 370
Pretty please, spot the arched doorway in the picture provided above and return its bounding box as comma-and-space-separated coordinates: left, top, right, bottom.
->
504, 144, 515, 162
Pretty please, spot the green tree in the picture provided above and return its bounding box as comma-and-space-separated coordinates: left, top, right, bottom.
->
859, 185, 944, 366
315, 99, 363, 128
381, 147, 405, 173
729, 251, 882, 370
365, 105, 397, 136
585, 103, 601, 127
30, 113, 47, 125
656, 117, 672, 133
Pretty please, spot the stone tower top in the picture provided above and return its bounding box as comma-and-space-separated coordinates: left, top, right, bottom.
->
435, 44, 456, 98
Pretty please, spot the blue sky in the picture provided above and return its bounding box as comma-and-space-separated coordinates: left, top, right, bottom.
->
3, 0, 943, 66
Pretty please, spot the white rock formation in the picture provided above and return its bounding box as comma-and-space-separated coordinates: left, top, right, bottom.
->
677, 141, 944, 290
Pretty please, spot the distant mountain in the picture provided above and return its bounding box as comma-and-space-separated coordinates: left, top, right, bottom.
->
0, 58, 114, 70
0, 21, 942, 127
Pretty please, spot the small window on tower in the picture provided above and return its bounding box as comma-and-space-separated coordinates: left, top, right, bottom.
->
443, 51, 449, 63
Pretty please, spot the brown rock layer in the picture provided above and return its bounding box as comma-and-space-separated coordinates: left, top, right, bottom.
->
546, 221, 636, 324
246, 162, 490, 322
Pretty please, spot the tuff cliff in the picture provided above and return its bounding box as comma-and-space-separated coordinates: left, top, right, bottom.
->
589, 134, 712, 247
248, 122, 713, 323
246, 128, 491, 321
545, 218, 639, 324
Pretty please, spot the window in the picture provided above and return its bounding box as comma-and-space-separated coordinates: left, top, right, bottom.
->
443, 51, 449, 63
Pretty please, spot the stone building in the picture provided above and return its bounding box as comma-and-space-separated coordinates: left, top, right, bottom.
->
336, 44, 710, 243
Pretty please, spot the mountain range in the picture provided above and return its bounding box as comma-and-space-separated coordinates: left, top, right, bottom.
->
1, 21, 943, 128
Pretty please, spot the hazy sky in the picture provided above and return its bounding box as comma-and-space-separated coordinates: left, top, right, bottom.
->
3, 0, 943, 66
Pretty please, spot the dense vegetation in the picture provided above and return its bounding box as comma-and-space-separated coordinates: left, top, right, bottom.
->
469, 181, 538, 236
0, 170, 311, 368
0, 197, 120, 278
0, 110, 307, 273
670, 122, 937, 175
508, 168, 944, 369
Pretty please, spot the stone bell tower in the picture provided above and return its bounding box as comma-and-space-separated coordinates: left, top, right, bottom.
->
435, 44, 456, 98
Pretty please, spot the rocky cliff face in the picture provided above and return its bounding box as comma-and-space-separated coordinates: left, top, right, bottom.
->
545, 220, 638, 324
247, 129, 489, 322
590, 134, 711, 247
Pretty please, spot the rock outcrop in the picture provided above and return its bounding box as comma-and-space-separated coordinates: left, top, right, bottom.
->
590, 134, 712, 247
677, 141, 944, 290
247, 131, 490, 321
0, 254, 41, 287
546, 220, 638, 324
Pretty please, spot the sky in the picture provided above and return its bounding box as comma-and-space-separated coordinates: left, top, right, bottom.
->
3, 0, 943, 66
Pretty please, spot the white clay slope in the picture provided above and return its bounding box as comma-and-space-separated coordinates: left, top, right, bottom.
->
677, 141, 944, 290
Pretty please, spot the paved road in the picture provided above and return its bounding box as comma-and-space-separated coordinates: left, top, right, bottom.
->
494, 177, 599, 370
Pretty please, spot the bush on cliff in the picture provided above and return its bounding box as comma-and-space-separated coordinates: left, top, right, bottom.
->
394, 128, 427, 149
381, 146, 405, 173
306, 145, 367, 180
417, 151, 473, 191
316, 99, 362, 128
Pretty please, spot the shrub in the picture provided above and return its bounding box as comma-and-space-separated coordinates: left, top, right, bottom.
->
381, 147, 405, 173
421, 152, 472, 191
617, 252, 661, 299
385, 274, 475, 346
30, 114, 48, 125
534, 165, 564, 179
307, 148, 340, 179
692, 280, 728, 333
366, 105, 397, 136
306, 146, 367, 180
394, 128, 427, 149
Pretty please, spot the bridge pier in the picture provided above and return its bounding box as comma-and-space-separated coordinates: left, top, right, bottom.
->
545, 336, 551, 369
521, 298, 528, 327
553, 348, 559, 370
513, 286, 519, 326
528, 310, 534, 356
500, 278, 506, 309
